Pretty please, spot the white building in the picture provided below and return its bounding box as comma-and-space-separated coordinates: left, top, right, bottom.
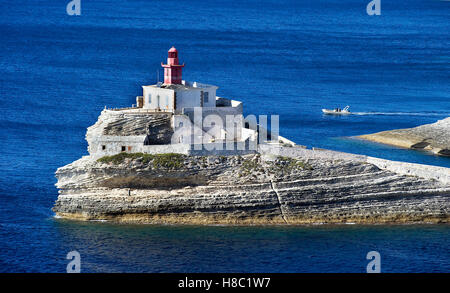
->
137, 47, 245, 143
86, 47, 293, 157
142, 81, 217, 111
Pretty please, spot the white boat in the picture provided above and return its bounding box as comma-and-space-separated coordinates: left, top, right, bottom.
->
322, 105, 350, 115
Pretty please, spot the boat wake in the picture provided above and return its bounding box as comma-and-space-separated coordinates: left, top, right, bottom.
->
350, 112, 449, 117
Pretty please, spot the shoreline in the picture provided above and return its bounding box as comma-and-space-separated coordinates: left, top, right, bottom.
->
358, 117, 450, 157
359, 133, 418, 150
54, 212, 450, 225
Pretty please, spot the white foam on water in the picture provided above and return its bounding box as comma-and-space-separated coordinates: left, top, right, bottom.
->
351, 112, 449, 117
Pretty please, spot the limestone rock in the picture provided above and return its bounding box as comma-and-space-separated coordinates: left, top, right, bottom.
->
87, 110, 173, 143
359, 117, 450, 156
53, 153, 450, 224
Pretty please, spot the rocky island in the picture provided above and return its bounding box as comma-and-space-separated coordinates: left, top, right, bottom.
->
54, 150, 450, 224
359, 117, 450, 157
53, 48, 450, 224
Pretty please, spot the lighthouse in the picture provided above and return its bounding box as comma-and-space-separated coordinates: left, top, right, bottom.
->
143, 47, 219, 113
161, 46, 185, 84
88, 46, 255, 156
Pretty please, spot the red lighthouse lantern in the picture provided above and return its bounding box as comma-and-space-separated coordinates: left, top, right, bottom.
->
161, 46, 185, 84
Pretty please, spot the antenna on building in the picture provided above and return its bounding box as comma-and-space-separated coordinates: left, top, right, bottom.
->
156, 69, 163, 87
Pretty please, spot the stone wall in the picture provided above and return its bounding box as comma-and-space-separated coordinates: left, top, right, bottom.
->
258, 144, 367, 162
182, 99, 243, 141
367, 156, 450, 184
91, 139, 256, 158
189, 141, 257, 156
259, 144, 450, 185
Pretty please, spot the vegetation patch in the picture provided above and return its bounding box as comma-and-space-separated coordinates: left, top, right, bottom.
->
239, 158, 263, 177
97, 152, 142, 164
151, 153, 185, 169
97, 152, 185, 169
242, 159, 260, 172
272, 156, 313, 173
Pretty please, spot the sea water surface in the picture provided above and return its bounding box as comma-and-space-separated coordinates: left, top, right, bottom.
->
0, 0, 449, 272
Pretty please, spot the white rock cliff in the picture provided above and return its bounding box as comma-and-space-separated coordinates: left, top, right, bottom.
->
53, 113, 450, 224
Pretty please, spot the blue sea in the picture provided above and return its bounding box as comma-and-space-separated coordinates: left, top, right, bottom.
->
0, 0, 449, 272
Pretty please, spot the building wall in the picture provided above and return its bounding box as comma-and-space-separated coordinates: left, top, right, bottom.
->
172, 114, 209, 144
88, 134, 256, 157
203, 106, 243, 141
189, 141, 256, 156
182, 98, 243, 141
89, 136, 255, 158
88, 135, 147, 157
142, 86, 175, 110
181, 81, 217, 108
88, 134, 191, 157
142, 81, 218, 112
201, 88, 217, 107
175, 89, 202, 110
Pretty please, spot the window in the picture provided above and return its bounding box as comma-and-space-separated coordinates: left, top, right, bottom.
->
148, 94, 152, 104
165, 95, 169, 107
121, 146, 126, 152
128, 146, 132, 151
204, 92, 209, 103
102, 145, 106, 150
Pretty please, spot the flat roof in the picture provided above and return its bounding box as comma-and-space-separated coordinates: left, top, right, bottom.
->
143, 81, 218, 91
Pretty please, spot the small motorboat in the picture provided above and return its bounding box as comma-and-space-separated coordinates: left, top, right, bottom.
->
322, 105, 350, 115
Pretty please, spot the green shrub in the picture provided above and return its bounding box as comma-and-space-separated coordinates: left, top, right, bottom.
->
240, 158, 261, 176
97, 152, 185, 169
275, 156, 313, 171
151, 153, 185, 169
242, 159, 259, 172
97, 152, 141, 164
